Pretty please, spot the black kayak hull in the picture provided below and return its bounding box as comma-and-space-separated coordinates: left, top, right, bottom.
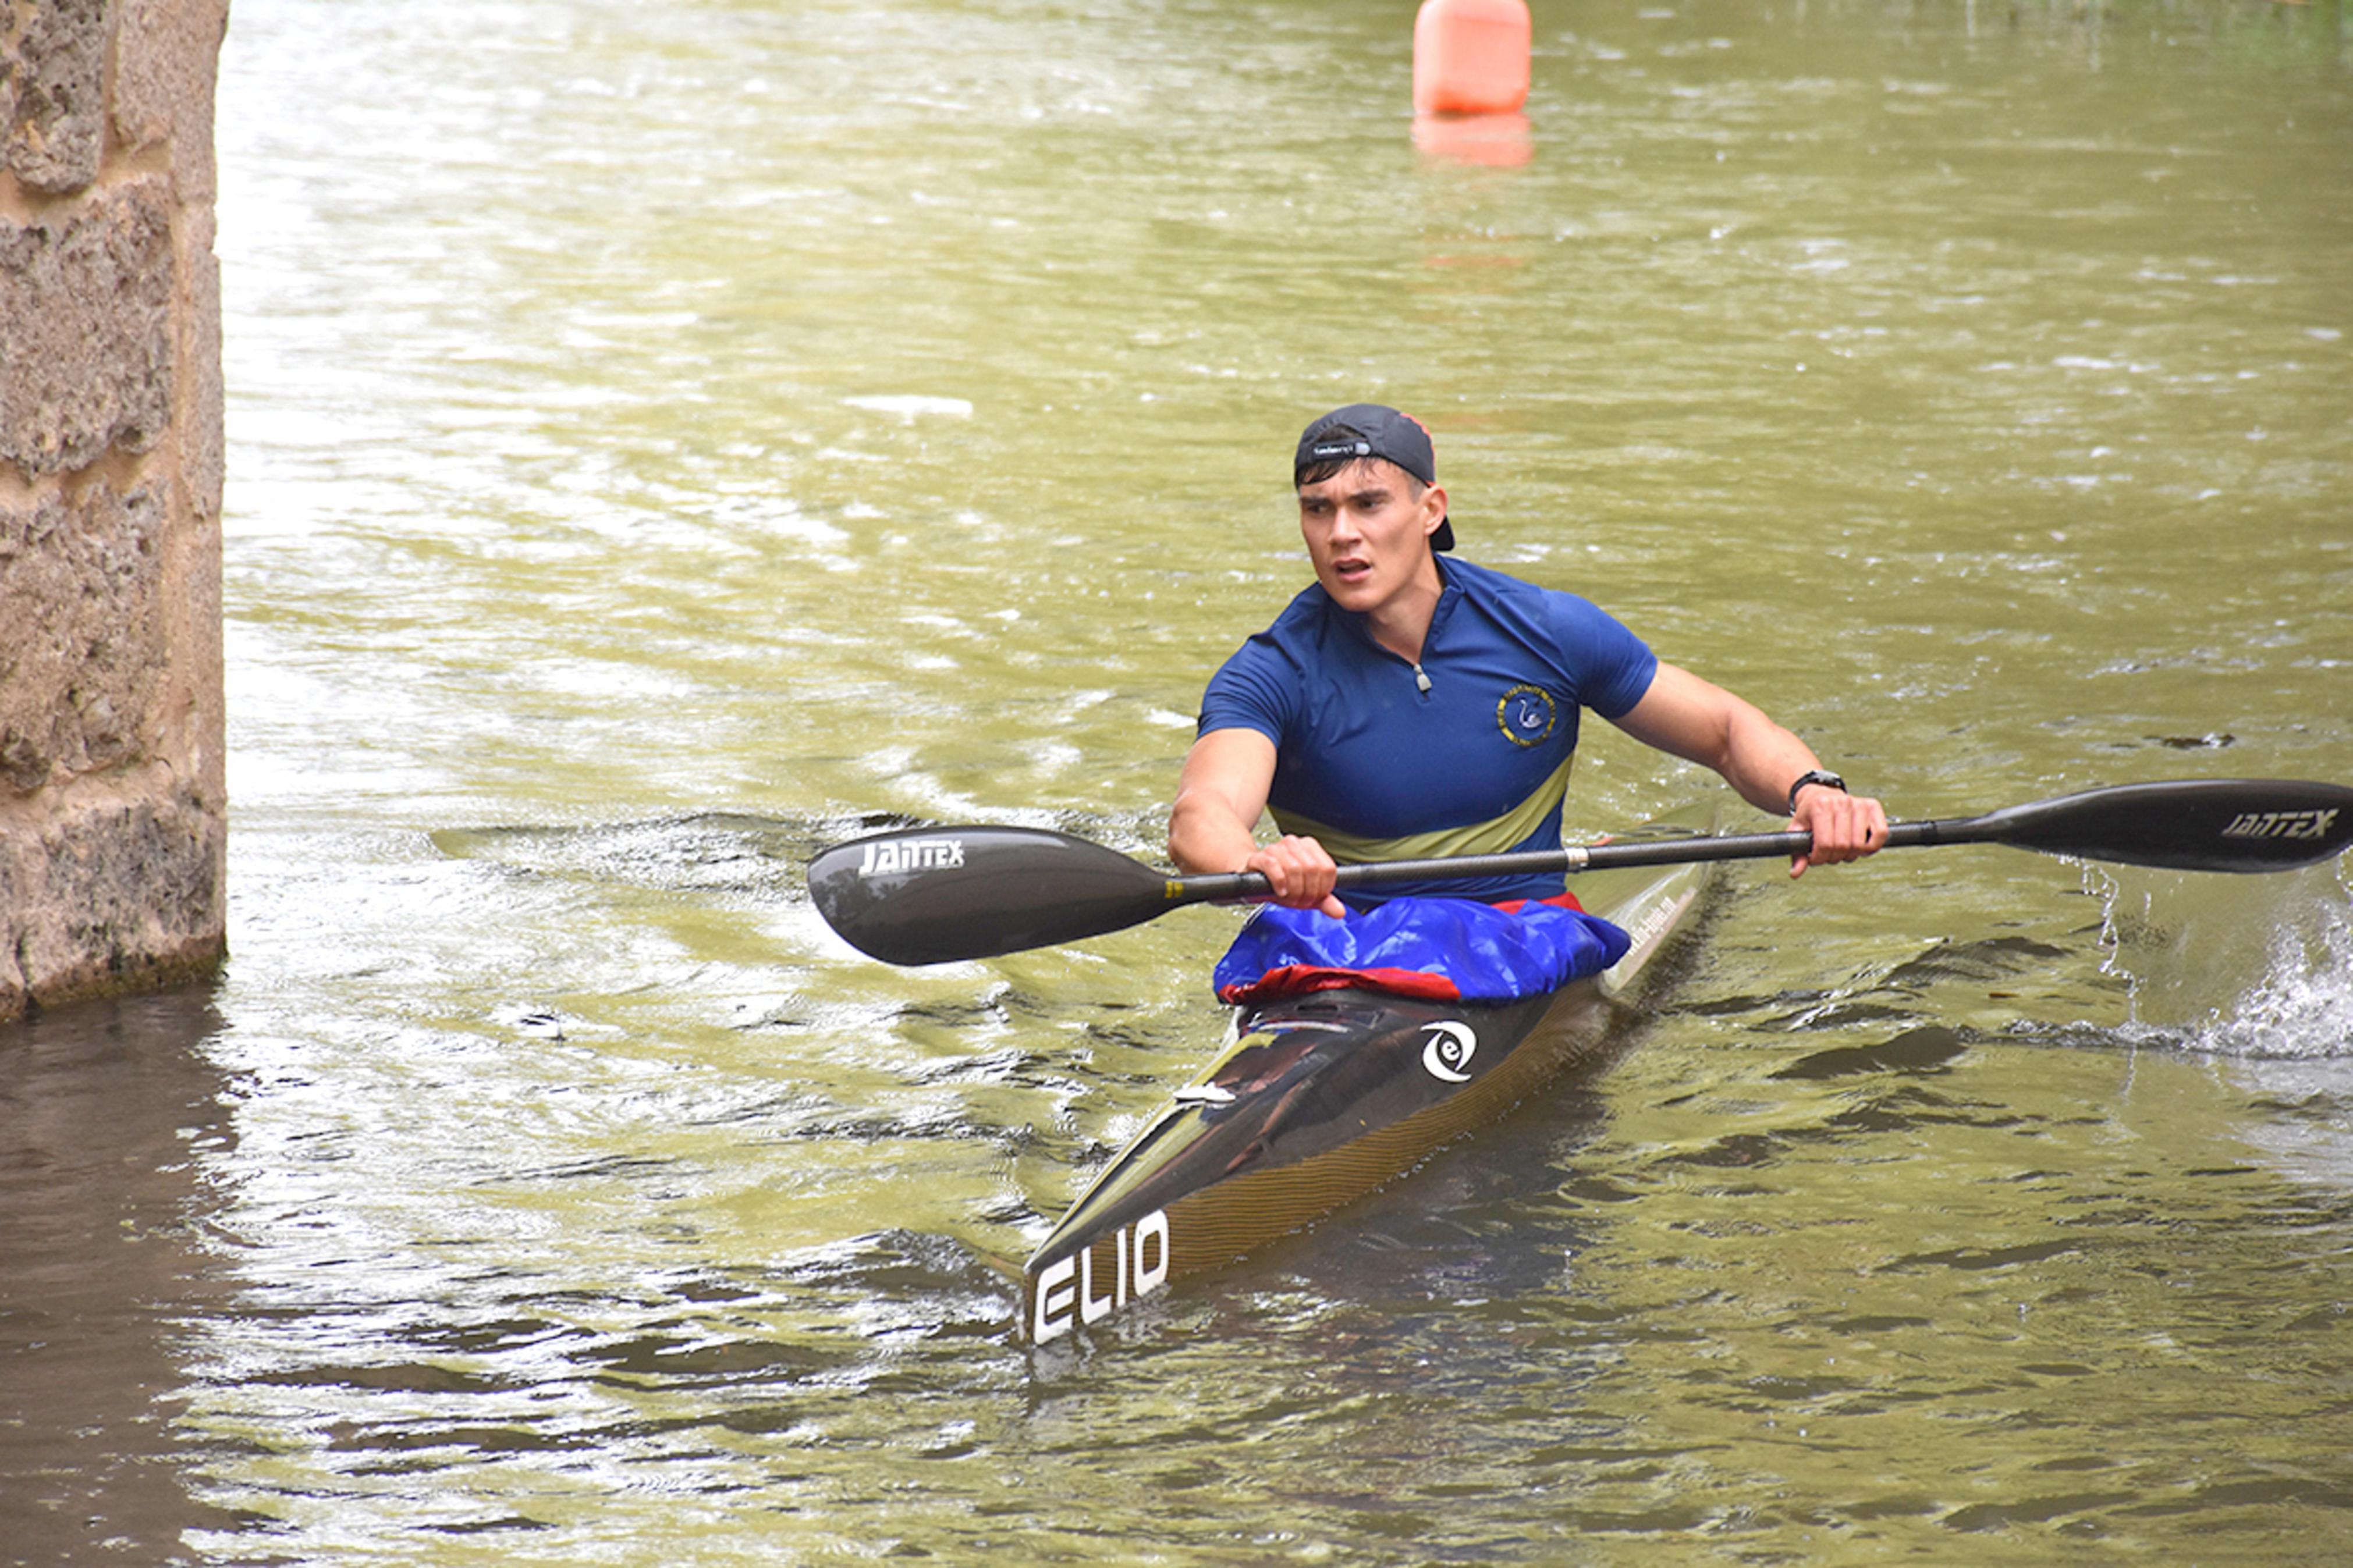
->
1024, 806, 1720, 1343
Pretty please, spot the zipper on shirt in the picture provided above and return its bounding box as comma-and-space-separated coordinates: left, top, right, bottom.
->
1412, 662, 1432, 694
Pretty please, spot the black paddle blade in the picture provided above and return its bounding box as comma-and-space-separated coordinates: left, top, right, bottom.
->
1972, 777, 2353, 873
807, 825, 1172, 965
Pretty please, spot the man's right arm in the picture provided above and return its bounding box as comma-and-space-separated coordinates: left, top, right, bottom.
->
1169, 728, 1346, 916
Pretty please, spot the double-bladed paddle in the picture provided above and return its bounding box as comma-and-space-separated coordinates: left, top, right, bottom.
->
807, 777, 2353, 967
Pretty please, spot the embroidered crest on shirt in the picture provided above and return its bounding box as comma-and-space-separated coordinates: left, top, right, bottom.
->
1496, 684, 1558, 748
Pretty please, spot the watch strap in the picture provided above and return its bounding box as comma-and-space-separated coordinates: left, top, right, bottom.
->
1787, 769, 1848, 816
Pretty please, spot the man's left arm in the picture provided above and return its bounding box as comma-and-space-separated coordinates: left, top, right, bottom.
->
1607, 663, 1887, 876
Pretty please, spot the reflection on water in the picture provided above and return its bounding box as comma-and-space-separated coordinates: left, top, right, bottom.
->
0, 993, 242, 1564
7, 0, 2351, 1561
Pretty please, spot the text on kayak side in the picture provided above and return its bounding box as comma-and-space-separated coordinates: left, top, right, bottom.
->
1032, 1210, 1171, 1343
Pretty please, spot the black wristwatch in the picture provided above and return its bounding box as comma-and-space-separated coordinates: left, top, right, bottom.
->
1787, 769, 1848, 815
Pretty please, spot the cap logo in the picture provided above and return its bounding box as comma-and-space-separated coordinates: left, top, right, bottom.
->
1309, 440, 1374, 461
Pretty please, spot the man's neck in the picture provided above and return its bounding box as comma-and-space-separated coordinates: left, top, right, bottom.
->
1360, 555, 1446, 665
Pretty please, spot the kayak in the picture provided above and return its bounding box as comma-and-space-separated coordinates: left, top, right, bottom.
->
802, 780, 2353, 1341
1023, 804, 1722, 1344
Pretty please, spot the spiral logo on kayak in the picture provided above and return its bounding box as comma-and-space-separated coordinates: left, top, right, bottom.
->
1421, 1021, 1478, 1082
1496, 684, 1557, 748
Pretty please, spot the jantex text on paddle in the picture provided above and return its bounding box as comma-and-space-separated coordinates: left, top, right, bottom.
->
858, 837, 968, 876
2221, 809, 2338, 842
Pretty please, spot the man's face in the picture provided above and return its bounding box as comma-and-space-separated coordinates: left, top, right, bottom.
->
1296, 458, 1448, 616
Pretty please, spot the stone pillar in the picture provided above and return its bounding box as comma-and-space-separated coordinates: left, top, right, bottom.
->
2, 1, 229, 1022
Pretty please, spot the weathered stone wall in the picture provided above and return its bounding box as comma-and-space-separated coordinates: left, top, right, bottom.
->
2, 0, 229, 1021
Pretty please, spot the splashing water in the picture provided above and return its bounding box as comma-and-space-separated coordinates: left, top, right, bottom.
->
2199, 895, 2353, 1059
2095, 862, 2353, 1058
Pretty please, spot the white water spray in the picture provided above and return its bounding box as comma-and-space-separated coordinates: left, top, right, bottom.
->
2091, 860, 2353, 1058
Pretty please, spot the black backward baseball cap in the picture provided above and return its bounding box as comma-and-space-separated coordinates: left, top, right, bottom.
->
1293, 403, 1454, 552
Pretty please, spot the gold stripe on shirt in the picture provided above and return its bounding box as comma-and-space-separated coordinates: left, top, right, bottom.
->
1267, 754, 1577, 866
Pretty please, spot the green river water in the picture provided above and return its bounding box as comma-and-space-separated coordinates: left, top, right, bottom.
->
6, 0, 2353, 1561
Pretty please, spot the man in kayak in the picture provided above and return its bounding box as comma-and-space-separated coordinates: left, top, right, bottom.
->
1169, 403, 1889, 918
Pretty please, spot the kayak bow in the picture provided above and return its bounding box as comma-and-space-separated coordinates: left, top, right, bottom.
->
1023, 806, 1720, 1344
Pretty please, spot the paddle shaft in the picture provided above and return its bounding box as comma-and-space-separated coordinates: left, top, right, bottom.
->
1165, 819, 1968, 906
808, 778, 2352, 964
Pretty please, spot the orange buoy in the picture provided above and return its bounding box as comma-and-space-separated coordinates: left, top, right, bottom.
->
1412, 0, 1531, 117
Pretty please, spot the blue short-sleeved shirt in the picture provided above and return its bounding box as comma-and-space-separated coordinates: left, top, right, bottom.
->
1198, 556, 1658, 905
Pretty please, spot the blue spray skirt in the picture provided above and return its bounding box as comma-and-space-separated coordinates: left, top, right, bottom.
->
1213, 894, 1632, 1005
